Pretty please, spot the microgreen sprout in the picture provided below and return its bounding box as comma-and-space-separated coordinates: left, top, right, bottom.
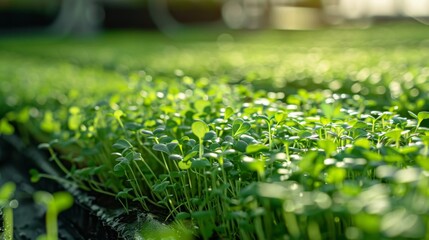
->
192, 120, 209, 159
0, 182, 17, 240
34, 191, 73, 240
2, 26, 429, 239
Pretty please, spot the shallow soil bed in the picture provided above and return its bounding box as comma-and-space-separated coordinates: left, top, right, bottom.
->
0, 135, 169, 239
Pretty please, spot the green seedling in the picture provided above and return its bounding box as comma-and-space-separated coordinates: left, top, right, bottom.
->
67, 106, 81, 131
232, 118, 251, 137
224, 107, 234, 120
409, 111, 429, 131
0, 182, 17, 240
385, 129, 403, 148
318, 139, 337, 158
0, 118, 14, 135
2, 26, 429, 239
40, 111, 61, 133
34, 191, 73, 240
192, 120, 209, 159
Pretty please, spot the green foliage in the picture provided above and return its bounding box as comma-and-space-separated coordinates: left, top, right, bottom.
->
318, 139, 337, 157
0, 119, 14, 135
1, 25, 429, 239
246, 144, 269, 154
232, 118, 251, 137
191, 120, 209, 139
34, 191, 73, 240
224, 107, 234, 120
0, 183, 15, 204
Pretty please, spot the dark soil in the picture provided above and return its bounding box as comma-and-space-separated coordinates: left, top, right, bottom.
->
0, 136, 121, 239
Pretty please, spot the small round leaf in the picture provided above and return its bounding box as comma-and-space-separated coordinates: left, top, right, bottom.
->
178, 161, 192, 170
192, 120, 209, 139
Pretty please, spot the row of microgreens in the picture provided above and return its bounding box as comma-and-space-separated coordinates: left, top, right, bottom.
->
0, 51, 128, 118
0, 26, 428, 238
3, 72, 427, 239
1, 43, 425, 238
0, 182, 73, 240
1, 24, 429, 116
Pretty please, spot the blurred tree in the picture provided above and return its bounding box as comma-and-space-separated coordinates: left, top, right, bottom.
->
48, 0, 104, 36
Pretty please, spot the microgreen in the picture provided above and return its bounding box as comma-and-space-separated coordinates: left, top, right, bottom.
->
0, 118, 14, 135
0, 182, 17, 240
232, 118, 251, 137
192, 120, 209, 159
224, 107, 234, 120
1, 25, 429, 239
34, 191, 73, 240
411, 111, 429, 131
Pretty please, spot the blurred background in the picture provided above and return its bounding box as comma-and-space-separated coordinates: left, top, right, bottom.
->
2, 0, 429, 36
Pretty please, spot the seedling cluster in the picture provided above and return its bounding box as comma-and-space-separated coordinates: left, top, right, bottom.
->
0, 182, 71, 240
1, 23, 429, 239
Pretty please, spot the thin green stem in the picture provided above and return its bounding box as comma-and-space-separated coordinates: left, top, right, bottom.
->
199, 138, 204, 159
3, 207, 13, 240
46, 208, 58, 240
268, 122, 273, 151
